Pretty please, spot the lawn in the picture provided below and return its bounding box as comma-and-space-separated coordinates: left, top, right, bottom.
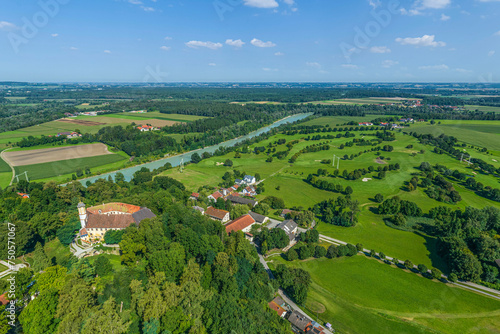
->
87, 254, 124, 272
270, 256, 500, 334
13, 153, 127, 181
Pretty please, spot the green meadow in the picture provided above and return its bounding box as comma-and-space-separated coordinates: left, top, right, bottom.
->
13, 153, 127, 182
161, 119, 499, 268
269, 256, 500, 334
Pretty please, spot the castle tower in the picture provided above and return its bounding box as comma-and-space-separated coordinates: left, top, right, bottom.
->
77, 202, 87, 229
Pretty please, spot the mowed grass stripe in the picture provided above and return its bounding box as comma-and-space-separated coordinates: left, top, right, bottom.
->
14, 154, 126, 180
0, 153, 12, 173
271, 256, 500, 334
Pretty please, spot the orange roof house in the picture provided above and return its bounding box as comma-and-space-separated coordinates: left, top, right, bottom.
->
205, 206, 230, 223
268, 301, 286, 318
225, 214, 256, 234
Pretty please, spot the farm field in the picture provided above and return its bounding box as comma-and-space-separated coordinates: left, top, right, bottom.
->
13, 153, 127, 182
0, 153, 13, 188
105, 111, 207, 122
465, 105, 500, 113
310, 97, 417, 105
410, 120, 500, 151
161, 118, 499, 268
3, 143, 113, 166
269, 256, 500, 334
297, 115, 385, 127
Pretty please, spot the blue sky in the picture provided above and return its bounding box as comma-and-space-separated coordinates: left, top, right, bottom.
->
0, 0, 499, 82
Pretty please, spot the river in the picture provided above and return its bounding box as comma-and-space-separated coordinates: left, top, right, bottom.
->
77, 112, 312, 185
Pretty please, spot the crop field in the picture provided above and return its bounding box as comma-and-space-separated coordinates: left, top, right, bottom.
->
13, 153, 127, 181
465, 105, 500, 113
298, 115, 385, 127
410, 120, 500, 151
3, 143, 113, 166
161, 118, 499, 267
269, 256, 500, 334
310, 97, 417, 105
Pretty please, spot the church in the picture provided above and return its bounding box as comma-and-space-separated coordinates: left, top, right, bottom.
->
78, 202, 156, 243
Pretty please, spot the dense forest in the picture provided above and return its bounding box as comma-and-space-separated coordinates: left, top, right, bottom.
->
0, 174, 292, 334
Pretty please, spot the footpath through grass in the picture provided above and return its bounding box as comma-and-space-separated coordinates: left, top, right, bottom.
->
270, 256, 500, 334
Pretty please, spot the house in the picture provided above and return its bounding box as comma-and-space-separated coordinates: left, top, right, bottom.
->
230, 185, 240, 192
17, 192, 30, 199
227, 195, 258, 207
137, 125, 155, 132
287, 310, 312, 333
208, 191, 223, 201
225, 214, 256, 235
205, 206, 230, 223
57, 131, 81, 139
235, 179, 244, 185
77, 202, 156, 243
281, 209, 296, 217
192, 206, 205, 215
189, 192, 200, 201
243, 175, 256, 184
0, 293, 9, 306
268, 300, 287, 318
307, 321, 326, 334
129, 110, 147, 113
276, 220, 298, 242
242, 186, 256, 196
249, 211, 269, 224
358, 122, 373, 126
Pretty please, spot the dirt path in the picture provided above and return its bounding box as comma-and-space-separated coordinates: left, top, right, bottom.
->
0, 148, 15, 186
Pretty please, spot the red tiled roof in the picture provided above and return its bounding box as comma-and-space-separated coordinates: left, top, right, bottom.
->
87, 203, 141, 215
0, 294, 9, 306
79, 228, 88, 236
268, 301, 286, 317
225, 214, 255, 234
205, 206, 230, 220
210, 191, 223, 200
86, 213, 136, 229
191, 192, 199, 198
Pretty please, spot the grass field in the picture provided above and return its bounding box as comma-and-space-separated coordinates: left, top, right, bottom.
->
87, 254, 124, 272
465, 105, 500, 113
104, 111, 207, 123
0, 263, 8, 272
13, 153, 127, 181
270, 256, 500, 334
161, 119, 499, 268
298, 115, 385, 127
410, 120, 500, 151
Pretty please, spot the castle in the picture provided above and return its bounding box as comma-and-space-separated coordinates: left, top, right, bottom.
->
78, 202, 156, 243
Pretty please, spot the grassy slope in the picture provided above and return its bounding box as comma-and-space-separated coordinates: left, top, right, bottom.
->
270, 256, 500, 334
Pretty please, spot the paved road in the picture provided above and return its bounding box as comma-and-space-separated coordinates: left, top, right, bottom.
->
318, 234, 500, 301
70, 238, 95, 258
0, 260, 27, 278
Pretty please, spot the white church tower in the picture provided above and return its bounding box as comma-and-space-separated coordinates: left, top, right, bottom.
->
77, 202, 87, 229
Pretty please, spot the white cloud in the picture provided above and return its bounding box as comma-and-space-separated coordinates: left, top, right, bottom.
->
283, 0, 295, 5
141, 6, 155, 11
0, 21, 18, 31
440, 14, 450, 21
69, 47, 78, 51
185, 41, 223, 50
244, 0, 279, 8
419, 0, 450, 9
160, 46, 171, 51
369, 0, 381, 8
251, 38, 276, 47
370, 46, 391, 53
128, 0, 142, 4
494, 30, 500, 36
395, 35, 446, 47
164, 36, 172, 40
342, 64, 359, 69
454, 68, 472, 73
418, 64, 449, 70
51, 33, 59, 37
488, 50, 495, 56
306, 62, 321, 68
226, 39, 245, 47
382, 60, 399, 68
262, 67, 279, 71
208, 63, 217, 66
274, 52, 284, 56
104, 50, 111, 54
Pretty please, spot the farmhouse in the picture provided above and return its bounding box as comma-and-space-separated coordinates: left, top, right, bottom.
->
227, 195, 258, 207
358, 122, 373, 126
268, 300, 287, 318
137, 125, 158, 132
78, 202, 156, 243
57, 131, 82, 139
190, 192, 200, 201
205, 206, 230, 223
208, 191, 223, 201
249, 211, 269, 224
287, 310, 312, 333
225, 214, 256, 235
242, 186, 257, 196
243, 175, 256, 184
276, 220, 298, 242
